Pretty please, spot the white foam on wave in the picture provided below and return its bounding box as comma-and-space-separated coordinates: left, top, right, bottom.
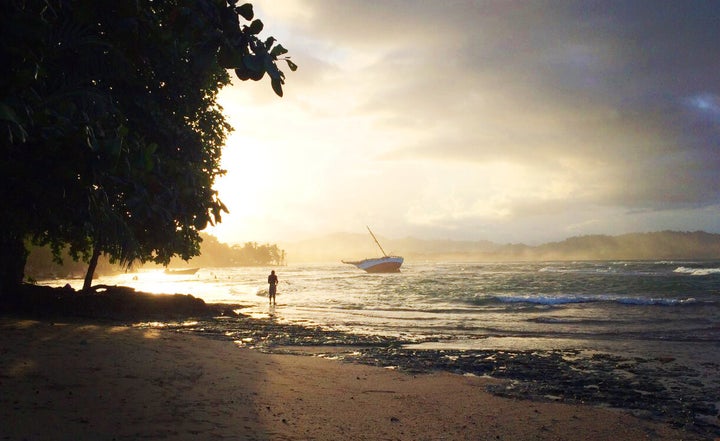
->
538, 266, 618, 275
496, 294, 697, 306
498, 295, 592, 305
674, 266, 720, 276
614, 296, 697, 306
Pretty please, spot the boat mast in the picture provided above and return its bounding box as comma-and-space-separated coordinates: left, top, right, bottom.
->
366, 226, 389, 257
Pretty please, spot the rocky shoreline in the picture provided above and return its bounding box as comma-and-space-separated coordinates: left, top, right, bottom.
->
0, 284, 236, 320
154, 314, 720, 439
3, 285, 719, 438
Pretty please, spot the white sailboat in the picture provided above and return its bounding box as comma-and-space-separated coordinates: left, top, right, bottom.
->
342, 226, 403, 273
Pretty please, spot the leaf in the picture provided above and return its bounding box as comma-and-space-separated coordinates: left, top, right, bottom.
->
264, 36, 276, 50
236, 3, 254, 21
286, 59, 298, 71
144, 154, 155, 172
265, 58, 281, 79
248, 19, 264, 35
106, 137, 123, 160
85, 126, 96, 150
242, 54, 264, 72
0, 102, 21, 124
137, 143, 157, 171
0, 102, 28, 142
218, 45, 244, 69
270, 44, 288, 57
271, 77, 284, 97
193, 214, 209, 230
248, 69, 264, 81
235, 67, 251, 81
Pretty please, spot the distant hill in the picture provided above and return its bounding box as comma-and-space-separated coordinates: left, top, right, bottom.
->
280, 230, 720, 263
527, 231, 720, 261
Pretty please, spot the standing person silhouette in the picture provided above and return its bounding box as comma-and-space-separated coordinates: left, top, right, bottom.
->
267, 270, 278, 305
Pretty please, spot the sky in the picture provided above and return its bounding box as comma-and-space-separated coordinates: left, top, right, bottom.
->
207, 0, 720, 246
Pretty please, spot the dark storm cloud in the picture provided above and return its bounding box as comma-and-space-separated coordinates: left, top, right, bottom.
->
254, 0, 720, 240
355, 0, 720, 211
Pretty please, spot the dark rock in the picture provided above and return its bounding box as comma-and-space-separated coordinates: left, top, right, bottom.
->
0, 283, 222, 321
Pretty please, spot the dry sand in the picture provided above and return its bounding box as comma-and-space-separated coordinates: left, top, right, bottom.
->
0, 318, 705, 441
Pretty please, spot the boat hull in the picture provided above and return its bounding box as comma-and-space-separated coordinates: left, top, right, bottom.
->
343, 256, 403, 273
164, 267, 199, 275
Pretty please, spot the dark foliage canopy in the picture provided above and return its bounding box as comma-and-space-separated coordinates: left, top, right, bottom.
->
0, 0, 295, 293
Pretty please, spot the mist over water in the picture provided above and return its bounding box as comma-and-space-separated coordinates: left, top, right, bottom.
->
46, 260, 720, 359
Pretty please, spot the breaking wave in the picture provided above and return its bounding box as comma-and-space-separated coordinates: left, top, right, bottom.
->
494, 294, 697, 306
674, 266, 720, 276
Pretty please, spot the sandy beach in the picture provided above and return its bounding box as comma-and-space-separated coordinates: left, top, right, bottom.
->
0, 317, 707, 441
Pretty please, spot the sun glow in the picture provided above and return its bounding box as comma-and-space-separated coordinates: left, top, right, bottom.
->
202, 1, 720, 246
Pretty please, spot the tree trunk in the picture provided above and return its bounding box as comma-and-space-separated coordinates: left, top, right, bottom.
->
0, 233, 28, 299
83, 246, 101, 293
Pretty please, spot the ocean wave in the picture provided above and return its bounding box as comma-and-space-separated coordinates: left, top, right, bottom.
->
673, 266, 720, 276
496, 295, 592, 305
538, 266, 621, 275
613, 297, 697, 306
494, 294, 697, 306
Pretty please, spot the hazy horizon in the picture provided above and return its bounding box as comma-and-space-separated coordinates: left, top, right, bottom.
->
206, 1, 720, 246
208, 230, 720, 264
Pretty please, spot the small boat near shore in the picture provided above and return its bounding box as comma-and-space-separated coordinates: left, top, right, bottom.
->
343, 227, 403, 273
164, 267, 200, 275
342, 255, 404, 273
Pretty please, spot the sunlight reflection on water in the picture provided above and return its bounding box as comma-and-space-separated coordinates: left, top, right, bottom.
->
38, 261, 720, 355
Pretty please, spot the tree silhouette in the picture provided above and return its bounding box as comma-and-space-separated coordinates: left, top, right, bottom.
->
0, 0, 295, 295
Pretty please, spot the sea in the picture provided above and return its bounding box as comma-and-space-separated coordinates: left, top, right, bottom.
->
42, 260, 720, 433
46, 260, 720, 358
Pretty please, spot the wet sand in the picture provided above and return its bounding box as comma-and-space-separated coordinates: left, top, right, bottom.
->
0, 318, 706, 441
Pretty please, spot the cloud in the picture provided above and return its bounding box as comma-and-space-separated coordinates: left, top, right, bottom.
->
215, 1, 720, 243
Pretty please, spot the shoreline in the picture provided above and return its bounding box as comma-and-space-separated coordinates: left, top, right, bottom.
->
150, 313, 720, 438
0, 316, 714, 440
